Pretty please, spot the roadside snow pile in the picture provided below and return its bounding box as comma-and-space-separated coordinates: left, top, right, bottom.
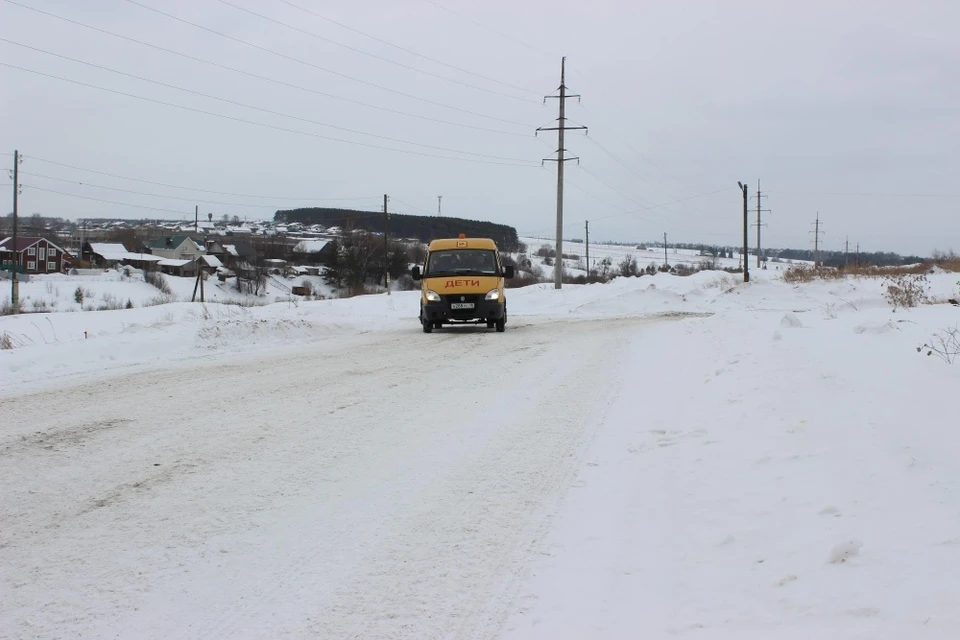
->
2, 271, 958, 398
498, 272, 960, 639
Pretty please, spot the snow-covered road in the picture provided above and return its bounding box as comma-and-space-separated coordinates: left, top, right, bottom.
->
3, 271, 960, 639
0, 313, 677, 639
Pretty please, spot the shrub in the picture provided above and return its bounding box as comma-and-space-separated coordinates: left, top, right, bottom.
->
917, 325, 960, 364
536, 244, 556, 259
618, 255, 639, 277
0, 332, 13, 350
74, 286, 84, 304
883, 273, 929, 310
144, 270, 173, 295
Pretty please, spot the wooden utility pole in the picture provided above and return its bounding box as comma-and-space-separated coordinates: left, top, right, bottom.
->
663, 232, 668, 270
10, 150, 20, 312
437, 195, 442, 217
536, 57, 587, 290
738, 181, 749, 282
585, 220, 589, 280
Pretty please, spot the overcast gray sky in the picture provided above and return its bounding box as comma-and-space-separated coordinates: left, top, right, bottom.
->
2, 0, 958, 256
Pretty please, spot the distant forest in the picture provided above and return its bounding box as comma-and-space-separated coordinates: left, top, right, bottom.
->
274, 208, 523, 253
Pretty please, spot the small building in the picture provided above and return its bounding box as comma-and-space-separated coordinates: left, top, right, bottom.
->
85, 242, 162, 270
145, 235, 206, 261
197, 254, 223, 273
0, 235, 71, 274
157, 258, 198, 278
263, 258, 287, 274
292, 239, 334, 264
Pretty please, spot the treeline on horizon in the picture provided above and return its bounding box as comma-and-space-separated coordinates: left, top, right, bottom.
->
274, 207, 523, 253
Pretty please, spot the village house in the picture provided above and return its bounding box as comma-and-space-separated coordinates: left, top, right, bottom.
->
0, 236, 71, 274
143, 235, 206, 261
83, 242, 162, 270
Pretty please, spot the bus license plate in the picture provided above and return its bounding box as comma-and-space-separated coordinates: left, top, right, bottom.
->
450, 302, 475, 310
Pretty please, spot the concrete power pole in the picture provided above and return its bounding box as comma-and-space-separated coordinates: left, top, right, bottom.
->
753, 180, 770, 268
10, 149, 21, 312
584, 220, 589, 280
811, 212, 824, 267
383, 194, 389, 289
737, 181, 750, 282
536, 56, 587, 290
663, 232, 668, 270
437, 195, 442, 217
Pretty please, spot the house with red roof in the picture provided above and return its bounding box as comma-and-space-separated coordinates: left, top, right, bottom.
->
0, 236, 70, 274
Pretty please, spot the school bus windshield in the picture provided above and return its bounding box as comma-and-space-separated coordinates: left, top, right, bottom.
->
426, 249, 498, 277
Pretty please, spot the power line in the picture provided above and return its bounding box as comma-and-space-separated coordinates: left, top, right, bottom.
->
0, 39, 535, 163
213, 0, 534, 102
1, 63, 542, 167
419, 0, 558, 59
0, 1, 527, 137
122, 0, 530, 127
23, 184, 389, 219
275, 0, 541, 97
23, 155, 379, 201
519, 186, 737, 237
19, 171, 291, 209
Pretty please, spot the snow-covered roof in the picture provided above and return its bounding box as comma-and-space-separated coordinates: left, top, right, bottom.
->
223, 244, 240, 257
157, 258, 192, 267
293, 239, 331, 253
198, 254, 223, 268
89, 243, 162, 262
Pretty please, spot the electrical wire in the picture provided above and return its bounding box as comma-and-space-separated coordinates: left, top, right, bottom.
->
213, 0, 534, 103
419, 0, 559, 60
1, 63, 542, 167
0, 0, 528, 137
0, 39, 537, 163
275, 0, 541, 97
21, 155, 379, 201
122, 0, 531, 127
20, 172, 297, 208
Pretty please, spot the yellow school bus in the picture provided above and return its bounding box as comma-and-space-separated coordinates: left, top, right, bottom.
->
410, 234, 515, 333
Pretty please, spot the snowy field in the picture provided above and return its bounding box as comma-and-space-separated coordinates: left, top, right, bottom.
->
2, 265, 960, 639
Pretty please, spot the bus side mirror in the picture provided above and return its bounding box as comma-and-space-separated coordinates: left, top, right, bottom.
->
504, 265, 515, 279
411, 265, 422, 281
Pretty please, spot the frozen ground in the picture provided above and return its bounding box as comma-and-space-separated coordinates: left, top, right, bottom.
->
2, 268, 959, 639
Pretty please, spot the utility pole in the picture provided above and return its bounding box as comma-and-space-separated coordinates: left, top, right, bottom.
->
663, 232, 668, 270
753, 180, 770, 268
194, 204, 198, 233
383, 194, 389, 289
536, 56, 587, 289
585, 220, 589, 280
845, 236, 850, 267
811, 212, 824, 267
737, 181, 749, 282
437, 195, 442, 217
10, 150, 20, 312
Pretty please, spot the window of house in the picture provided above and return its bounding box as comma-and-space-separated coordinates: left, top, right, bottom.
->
39, 247, 46, 261
27, 261, 36, 270
27, 247, 36, 256
48, 248, 57, 257
48, 262, 57, 271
